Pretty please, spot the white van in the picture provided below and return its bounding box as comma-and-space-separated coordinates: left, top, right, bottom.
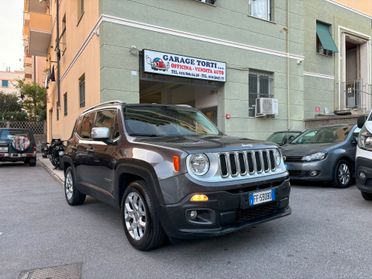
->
356, 112, 372, 200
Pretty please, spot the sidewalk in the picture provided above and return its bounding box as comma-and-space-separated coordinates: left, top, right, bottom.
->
37, 156, 64, 184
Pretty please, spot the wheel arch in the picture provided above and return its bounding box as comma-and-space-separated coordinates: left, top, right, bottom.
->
115, 160, 163, 208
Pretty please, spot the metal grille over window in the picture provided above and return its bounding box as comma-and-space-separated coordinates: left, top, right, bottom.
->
219, 149, 278, 178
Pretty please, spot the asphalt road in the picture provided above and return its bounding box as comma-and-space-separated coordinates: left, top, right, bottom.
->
1, 163, 372, 279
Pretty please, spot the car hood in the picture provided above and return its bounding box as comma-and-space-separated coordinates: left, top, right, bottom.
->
133, 135, 277, 153
281, 143, 336, 157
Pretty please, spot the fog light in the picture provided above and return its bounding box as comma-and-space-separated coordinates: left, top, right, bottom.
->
190, 194, 209, 202
189, 210, 198, 219
309, 170, 319, 177
359, 172, 367, 184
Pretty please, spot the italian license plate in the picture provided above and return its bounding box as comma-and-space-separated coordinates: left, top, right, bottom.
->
249, 189, 275, 206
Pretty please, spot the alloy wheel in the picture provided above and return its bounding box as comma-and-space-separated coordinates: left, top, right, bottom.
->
65, 170, 74, 200
124, 192, 147, 241
338, 163, 350, 186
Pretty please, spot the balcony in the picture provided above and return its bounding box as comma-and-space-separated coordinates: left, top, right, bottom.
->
27, 12, 52, 57
24, 0, 49, 13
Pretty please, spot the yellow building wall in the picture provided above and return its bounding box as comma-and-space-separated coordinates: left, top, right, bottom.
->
46, 0, 100, 141
334, 0, 372, 16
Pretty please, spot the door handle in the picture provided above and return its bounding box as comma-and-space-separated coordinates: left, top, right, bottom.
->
86, 147, 94, 152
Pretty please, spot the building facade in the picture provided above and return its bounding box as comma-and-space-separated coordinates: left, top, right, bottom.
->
0, 70, 24, 95
23, 0, 372, 141
304, 0, 372, 119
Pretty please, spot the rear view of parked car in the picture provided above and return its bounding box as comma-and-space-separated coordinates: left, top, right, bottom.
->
0, 128, 36, 166
356, 114, 372, 200
282, 125, 358, 188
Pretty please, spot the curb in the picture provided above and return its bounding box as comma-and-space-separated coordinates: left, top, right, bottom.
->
38, 158, 64, 185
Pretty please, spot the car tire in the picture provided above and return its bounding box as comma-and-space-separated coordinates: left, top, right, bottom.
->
64, 166, 86, 206
121, 180, 166, 251
361, 191, 372, 201
333, 160, 352, 188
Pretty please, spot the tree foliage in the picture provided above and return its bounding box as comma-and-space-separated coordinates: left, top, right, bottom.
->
16, 80, 47, 121
0, 92, 27, 121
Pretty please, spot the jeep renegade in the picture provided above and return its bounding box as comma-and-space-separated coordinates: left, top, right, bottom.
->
63, 101, 291, 250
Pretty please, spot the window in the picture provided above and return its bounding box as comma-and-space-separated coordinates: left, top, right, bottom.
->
80, 112, 95, 139
94, 109, 119, 139
250, 0, 272, 21
78, 0, 84, 23
63, 92, 68, 116
60, 14, 67, 55
79, 74, 85, 108
1, 80, 9, 88
316, 21, 338, 56
248, 71, 274, 117
56, 108, 60, 121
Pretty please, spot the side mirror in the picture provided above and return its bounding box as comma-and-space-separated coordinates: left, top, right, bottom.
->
91, 127, 110, 141
357, 115, 367, 128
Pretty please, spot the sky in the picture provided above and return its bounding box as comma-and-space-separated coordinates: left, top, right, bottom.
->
0, 0, 24, 71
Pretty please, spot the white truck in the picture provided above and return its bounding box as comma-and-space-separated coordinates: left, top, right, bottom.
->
356, 113, 372, 200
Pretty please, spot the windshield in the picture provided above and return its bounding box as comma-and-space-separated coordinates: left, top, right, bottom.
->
291, 130, 317, 144
292, 126, 351, 144
124, 105, 220, 137
267, 132, 301, 145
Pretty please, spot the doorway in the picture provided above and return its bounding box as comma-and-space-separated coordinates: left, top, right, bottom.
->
139, 80, 220, 125
341, 32, 370, 111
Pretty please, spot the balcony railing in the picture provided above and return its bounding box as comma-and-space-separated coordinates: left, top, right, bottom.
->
339, 80, 372, 113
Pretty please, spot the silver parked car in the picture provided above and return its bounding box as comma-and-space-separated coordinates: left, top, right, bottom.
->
281, 125, 359, 188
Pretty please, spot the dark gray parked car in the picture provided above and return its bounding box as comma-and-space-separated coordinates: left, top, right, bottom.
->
63, 101, 291, 250
281, 125, 359, 188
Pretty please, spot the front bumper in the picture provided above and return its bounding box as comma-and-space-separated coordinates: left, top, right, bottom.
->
356, 157, 372, 194
285, 159, 333, 182
158, 176, 291, 239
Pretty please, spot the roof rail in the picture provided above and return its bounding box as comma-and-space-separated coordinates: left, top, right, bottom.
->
83, 100, 124, 113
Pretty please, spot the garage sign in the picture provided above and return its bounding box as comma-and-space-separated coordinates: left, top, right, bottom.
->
144, 50, 226, 82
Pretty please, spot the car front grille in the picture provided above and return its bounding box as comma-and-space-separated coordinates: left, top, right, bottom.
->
284, 156, 303, 162
219, 149, 277, 178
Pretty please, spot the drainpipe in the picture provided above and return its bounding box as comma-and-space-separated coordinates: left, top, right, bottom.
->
56, 0, 61, 107
286, 0, 291, 129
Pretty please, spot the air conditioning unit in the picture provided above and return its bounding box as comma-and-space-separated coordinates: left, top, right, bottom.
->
255, 98, 279, 118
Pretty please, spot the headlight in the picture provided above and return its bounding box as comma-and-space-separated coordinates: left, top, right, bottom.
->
188, 154, 210, 176
302, 152, 327, 162
358, 127, 372, 151
58, 151, 64, 156
273, 149, 281, 166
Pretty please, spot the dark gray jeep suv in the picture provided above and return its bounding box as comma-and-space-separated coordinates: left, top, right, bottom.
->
63, 101, 291, 250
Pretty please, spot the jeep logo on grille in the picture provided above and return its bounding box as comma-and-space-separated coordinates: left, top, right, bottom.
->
241, 144, 253, 148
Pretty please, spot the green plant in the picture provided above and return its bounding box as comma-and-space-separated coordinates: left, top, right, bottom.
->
16, 80, 46, 121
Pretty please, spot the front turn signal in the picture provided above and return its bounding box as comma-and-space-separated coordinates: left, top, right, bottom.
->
173, 155, 180, 172
190, 194, 209, 202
